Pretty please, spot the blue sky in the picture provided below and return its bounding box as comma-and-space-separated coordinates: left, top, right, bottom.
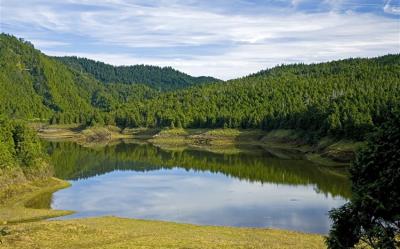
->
1, 0, 399, 79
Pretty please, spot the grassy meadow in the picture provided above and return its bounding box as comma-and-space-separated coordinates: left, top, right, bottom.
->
1, 217, 325, 249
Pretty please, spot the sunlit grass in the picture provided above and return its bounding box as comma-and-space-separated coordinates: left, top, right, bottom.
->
1, 217, 326, 249
205, 128, 241, 136
158, 128, 189, 136
0, 177, 73, 224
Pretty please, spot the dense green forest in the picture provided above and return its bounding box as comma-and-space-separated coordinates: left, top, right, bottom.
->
0, 34, 100, 119
128, 56, 400, 139
0, 116, 51, 187
1, 33, 399, 140
0, 34, 158, 120
54, 56, 220, 91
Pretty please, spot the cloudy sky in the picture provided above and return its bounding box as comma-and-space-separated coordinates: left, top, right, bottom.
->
1, 0, 399, 79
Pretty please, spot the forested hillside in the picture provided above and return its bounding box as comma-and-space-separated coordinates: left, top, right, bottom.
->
0, 34, 156, 120
115, 55, 400, 139
54, 56, 220, 91
0, 34, 100, 119
1, 34, 399, 140
49, 54, 400, 140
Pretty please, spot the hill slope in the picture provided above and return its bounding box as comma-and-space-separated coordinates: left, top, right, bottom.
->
0, 34, 102, 119
54, 56, 220, 91
124, 54, 400, 139
1, 34, 399, 140
0, 34, 157, 120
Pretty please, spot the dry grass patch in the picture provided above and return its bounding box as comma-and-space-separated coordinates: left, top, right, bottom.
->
0, 177, 73, 224
1, 217, 325, 249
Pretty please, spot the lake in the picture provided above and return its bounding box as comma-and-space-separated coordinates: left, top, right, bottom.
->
30, 140, 350, 234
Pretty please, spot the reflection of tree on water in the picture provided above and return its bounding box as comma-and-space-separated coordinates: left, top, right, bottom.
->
44, 141, 351, 199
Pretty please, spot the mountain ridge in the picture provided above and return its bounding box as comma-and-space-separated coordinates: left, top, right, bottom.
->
53, 56, 221, 91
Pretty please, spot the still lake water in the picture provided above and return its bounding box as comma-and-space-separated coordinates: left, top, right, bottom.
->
33, 141, 350, 234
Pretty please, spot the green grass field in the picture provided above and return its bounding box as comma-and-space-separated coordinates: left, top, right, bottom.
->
1, 217, 325, 249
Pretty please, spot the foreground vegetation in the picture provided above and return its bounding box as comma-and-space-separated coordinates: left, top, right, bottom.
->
0, 217, 324, 249
0, 117, 51, 189
0, 116, 72, 224
327, 112, 400, 248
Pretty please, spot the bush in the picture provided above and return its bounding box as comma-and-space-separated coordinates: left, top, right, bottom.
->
326, 112, 400, 248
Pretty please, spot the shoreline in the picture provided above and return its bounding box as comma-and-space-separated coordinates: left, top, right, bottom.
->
35, 123, 362, 166
0, 177, 73, 224
0, 130, 339, 248
0, 177, 326, 248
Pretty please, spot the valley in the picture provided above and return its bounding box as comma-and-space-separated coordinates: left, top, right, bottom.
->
1, 33, 399, 248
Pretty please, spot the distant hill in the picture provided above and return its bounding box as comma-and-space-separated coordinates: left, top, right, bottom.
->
54, 56, 220, 91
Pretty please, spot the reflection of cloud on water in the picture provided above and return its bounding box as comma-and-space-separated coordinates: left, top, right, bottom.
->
48, 141, 351, 199
52, 168, 346, 234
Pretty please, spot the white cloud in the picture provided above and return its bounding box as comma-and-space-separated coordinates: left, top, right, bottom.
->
1, 0, 399, 79
291, 0, 303, 7
384, 0, 400, 15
